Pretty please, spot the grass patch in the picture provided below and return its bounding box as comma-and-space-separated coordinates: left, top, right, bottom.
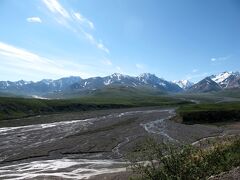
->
211, 89, 240, 99
0, 97, 131, 120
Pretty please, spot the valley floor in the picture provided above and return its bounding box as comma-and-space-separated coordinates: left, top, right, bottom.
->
0, 107, 239, 179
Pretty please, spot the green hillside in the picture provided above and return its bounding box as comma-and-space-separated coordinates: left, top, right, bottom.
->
178, 102, 240, 124
0, 92, 190, 121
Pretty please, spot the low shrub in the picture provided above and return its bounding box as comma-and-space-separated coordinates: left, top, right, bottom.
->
128, 137, 240, 180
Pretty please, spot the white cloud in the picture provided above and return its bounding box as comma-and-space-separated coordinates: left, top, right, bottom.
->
211, 55, 232, 62
0, 42, 92, 79
42, 0, 109, 54
42, 0, 70, 18
73, 12, 94, 29
97, 43, 110, 54
26, 17, 42, 23
84, 32, 95, 43
0, 42, 46, 63
82, 32, 109, 54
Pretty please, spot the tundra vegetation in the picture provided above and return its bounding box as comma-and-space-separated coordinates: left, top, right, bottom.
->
128, 137, 240, 180
0, 95, 189, 121
177, 102, 240, 124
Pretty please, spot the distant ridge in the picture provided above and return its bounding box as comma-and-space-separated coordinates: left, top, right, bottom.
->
0, 71, 239, 97
0, 73, 182, 97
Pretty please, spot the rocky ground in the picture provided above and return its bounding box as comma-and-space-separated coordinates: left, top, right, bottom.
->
208, 166, 240, 180
0, 107, 239, 179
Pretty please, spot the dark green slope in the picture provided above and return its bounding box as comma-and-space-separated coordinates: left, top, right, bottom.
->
45, 85, 166, 99
0, 86, 190, 121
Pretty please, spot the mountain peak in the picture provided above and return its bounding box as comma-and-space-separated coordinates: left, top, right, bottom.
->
210, 71, 240, 88
40, 79, 54, 85
111, 73, 123, 76
173, 80, 193, 89
138, 73, 156, 78
15, 80, 32, 86
211, 71, 233, 84
188, 77, 222, 93
110, 73, 128, 80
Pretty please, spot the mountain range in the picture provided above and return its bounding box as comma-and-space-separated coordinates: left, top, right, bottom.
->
0, 71, 239, 98
188, 71, 240, 93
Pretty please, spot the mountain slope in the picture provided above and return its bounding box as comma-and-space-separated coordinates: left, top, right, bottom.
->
0, 76, 82, 96
186, 71, 240, 93
210, 71, 240, 89
0, 73, 182, 97
69, 73, 182, 93
76, 85, 166, 98
173, 80, 193, 89
187, 77, 222, 93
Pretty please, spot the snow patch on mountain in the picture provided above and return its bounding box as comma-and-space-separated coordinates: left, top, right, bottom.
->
173, 80, 193, 89
211, 72, 232, 84
210, 71, 240, 88
104, 79, 112, 85
32, 95, 49, 99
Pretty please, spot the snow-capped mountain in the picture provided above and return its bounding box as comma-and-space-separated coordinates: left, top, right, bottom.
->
210, 71, 240, 89
1, 71, 239, 97
71, 73, 182, 93
0, 76, 82, 95
187, 71, 240, 93
173, 80, 194, 89
136, 73, 182, 92
0, 73, 183, 97
187, 77, 222, 93
210, 71, 232, 84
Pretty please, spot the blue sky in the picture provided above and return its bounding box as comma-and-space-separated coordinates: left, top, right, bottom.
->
0, 0, 239, 82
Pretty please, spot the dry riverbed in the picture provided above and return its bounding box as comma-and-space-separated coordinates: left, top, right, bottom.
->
0, 107, 237, 179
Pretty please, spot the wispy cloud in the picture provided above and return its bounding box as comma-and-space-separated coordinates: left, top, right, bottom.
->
42, 0, 70, 18
0, 41, 92, 80
211, 55, 232, 62
83, 32, 110, 54
26, 17, 42, 23
97, 43, 110, 54
211, 58, 216, 62
73, 12, 94, 29
42, 0, 109, 54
